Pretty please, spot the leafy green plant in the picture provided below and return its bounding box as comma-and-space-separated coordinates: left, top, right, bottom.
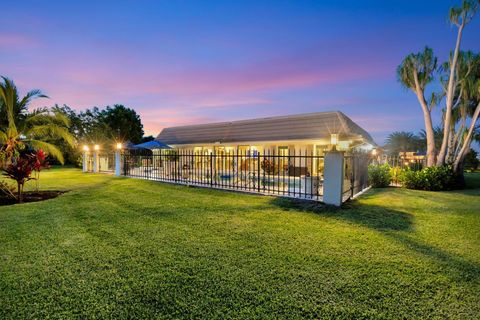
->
399, 165, 460, 191
368, 164, 392, 188
389, 166, 403, 185
0, 77, 74, 165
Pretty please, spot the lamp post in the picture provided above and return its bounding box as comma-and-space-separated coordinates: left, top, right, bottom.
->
115, 143, 122, 176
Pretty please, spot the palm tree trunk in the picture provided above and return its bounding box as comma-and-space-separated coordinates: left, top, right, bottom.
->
414, 87, 436, 167
453, 102, 480, 172
413, 71, 435, 167
438, 23, 465, 166
423, 111, 437, 167
446, 127, 455, 163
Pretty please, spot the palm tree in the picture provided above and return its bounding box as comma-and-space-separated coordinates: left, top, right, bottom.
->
437, 0, 479, 166
0, 76, 74, 166
384, 132, 422, 155
397, 47, 438, 166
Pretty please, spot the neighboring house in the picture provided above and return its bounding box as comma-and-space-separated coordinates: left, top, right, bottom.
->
153, 111, 375, 176
399, 151, 426, 162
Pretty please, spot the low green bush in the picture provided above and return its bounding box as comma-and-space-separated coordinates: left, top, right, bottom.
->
368, 164, 392, 188
399, 165, 461, 191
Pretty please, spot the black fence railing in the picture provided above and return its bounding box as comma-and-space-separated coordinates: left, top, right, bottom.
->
375, 155, 425, 171
122, 149, 326, 201
343, 153, 370, 201
369, 155, 426, 185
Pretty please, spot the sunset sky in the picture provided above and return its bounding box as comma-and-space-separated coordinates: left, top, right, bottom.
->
2, 0, 480, 145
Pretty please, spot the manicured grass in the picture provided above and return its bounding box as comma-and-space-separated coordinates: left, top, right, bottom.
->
1, 169, 479, 319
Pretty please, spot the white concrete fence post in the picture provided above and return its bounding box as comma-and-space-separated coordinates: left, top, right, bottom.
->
93, 150, 99, 173
82, 151, 88, 173
323, 151, 345, 206
115, 149, 121, 176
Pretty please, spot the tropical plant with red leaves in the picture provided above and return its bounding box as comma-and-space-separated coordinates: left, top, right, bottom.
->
2, 150, 49, 203
32, 149, 49, 191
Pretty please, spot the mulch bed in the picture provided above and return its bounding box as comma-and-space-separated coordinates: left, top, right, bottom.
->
0, 191, 65, 206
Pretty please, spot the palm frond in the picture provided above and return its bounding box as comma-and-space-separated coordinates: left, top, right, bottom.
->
0, 130, 7, 144
26, 109, 70, 127
25, 125, 75, 147
26, 140, 64, 164
18, 89, 48, 110
0, 77, 17, 130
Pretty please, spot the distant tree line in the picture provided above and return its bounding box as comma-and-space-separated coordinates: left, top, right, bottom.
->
51, 104, 147, 165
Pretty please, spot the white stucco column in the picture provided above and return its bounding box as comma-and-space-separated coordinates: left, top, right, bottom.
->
323, 151, 344, 206
82, 151, 88, 173
115, 149, 121, 176
93, 150, 99, 173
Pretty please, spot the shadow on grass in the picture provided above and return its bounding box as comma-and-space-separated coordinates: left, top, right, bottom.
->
388, 233, 480, 282
270, 196, 480, 282
270, 197, 414, 231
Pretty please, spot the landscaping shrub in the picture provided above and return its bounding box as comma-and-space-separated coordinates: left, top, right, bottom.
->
389, 166, 403, 185
368, 164, 392, 188
399, 165, 461, 191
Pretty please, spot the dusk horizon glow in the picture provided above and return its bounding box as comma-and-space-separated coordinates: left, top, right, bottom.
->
2, 0, 480, 146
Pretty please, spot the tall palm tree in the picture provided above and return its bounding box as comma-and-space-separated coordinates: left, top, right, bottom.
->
0, 76, 74, 165
437, 0, 479, 166
397, 47, 438, 166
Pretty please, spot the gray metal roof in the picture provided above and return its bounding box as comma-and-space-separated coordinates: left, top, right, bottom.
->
156, 111, 375, 146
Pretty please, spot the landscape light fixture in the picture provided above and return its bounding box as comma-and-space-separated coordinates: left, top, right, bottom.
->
330, 134, 338, 150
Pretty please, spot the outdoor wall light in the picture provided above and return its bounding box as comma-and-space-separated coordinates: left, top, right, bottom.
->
83, 145, 89, 152
330, 134, 338, 151
116, 142, 123, 150
330, 134, 338, 146
94, 145, 100, 151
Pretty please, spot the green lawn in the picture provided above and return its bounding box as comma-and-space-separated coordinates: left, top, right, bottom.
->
1, 168, 479, 319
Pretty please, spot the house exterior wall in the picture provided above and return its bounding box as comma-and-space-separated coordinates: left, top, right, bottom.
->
157, 138, 372, 178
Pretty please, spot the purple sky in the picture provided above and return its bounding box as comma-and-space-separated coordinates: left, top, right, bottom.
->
2, 1, 480, 145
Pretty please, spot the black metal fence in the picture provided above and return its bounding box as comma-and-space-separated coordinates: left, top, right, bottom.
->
373, 155, 426, 186
122, 149, 325, 201
343, 153, 370, 201
375, 155, 425, 171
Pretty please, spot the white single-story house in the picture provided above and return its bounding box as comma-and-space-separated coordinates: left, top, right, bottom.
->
152, 111, 375, 177
156, 111, 374, 153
